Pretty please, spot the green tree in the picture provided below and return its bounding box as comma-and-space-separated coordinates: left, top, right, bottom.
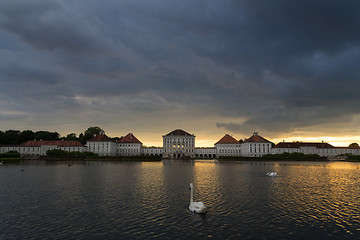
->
18, 130, 35, 144
81, 126, 104, 144
64, 133, 78, 141
1, 130, 20, 144
349, 143, 359, 147
34, 131, 60, 141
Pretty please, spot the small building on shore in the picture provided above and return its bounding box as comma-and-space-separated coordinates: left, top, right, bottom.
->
117, 133, 142, 156
241, 132, 273, 157
215, 134, 241, 157
141, 147, 163, 156
272, 141, 360, 157
19, 140, 85, 156
86, 131, 117, 156
195, 147, 216, 158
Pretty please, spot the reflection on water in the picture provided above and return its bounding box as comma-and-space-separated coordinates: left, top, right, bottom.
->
0, 160, 360, 239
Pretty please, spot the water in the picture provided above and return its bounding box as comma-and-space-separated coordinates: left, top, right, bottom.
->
1, 160, 360, 239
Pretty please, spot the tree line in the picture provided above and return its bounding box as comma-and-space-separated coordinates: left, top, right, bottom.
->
0, 126, 104, 145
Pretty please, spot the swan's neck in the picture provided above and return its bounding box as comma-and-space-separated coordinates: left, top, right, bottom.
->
190, 186, 194, 203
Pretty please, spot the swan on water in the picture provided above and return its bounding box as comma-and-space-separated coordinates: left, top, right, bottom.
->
266, 172, 277, 177
189, 183, 207, 214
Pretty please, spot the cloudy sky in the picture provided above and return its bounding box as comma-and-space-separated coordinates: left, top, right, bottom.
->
1, 0, 360, 147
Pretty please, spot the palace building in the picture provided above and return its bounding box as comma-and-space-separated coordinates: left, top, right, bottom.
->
1, 129, 360, 159
162, 129, 195, 159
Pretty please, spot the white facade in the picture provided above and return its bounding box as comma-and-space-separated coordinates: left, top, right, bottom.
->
116, 133, 143, 156
216, 144, 241, 157
142, 147, 163, 156
117, 143, 142, 156
162, 129, 195, 159
0, 141, 86, 156
272, 143, 360, 157
241, 142, 272, 157
87, 132, 117, 156
0, 146, 19, 154
241, 132, 272, 157
195, 147, 216, 158
87, 141, 117, 156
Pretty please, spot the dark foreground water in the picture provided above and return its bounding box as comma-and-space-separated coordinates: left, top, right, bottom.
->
1, 160, 360, 239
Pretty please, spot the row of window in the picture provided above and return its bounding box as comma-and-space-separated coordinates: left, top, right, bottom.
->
219, 149, 240, 153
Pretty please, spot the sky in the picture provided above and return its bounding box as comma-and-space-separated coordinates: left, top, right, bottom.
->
1, 0, 360, 147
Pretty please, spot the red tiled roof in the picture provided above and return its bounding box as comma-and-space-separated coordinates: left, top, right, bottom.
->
335, 146, 360, 149
243, 134, 272, 143
274, 142, 334, 149
165, 129, 193, 136
20, 140, 84, 147
87, 133, 113, 142
0, 145, 19, 147
118, 133, 142, 144
215, 134, 239, 144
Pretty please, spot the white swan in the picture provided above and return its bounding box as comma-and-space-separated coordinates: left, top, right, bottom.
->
189, 183, 207, 214
266, 172, 277, 177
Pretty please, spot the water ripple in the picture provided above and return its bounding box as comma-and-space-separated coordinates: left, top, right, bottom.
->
1, 161, 360, 239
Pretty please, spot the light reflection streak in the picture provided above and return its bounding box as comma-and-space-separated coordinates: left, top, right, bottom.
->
269, 162, 360, 234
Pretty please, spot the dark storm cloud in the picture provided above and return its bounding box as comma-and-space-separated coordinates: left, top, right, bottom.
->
0, 0, 359, 137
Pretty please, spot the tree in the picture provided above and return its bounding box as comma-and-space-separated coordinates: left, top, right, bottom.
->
34, 131, 60, 141
81, 126, 104, 144
64, 133, 78, 141
349, 143, 359, 148
1, 130, 20, 144
18, 130, 35, 144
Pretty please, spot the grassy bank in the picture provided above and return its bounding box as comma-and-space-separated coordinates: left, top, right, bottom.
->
343, 154, 360, 162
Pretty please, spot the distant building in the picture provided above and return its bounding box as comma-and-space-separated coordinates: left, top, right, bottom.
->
3, 128, 360, 159
215, 134, 241, 157
13, 140, 85, 156
162, 129, 195, 159
272, 141, 360, 157
0, 145, 19, 154
241, 132, 273, 157
141, 147, 163, 156
86, 131, 117, 156
117, 133, 142, 156
195, 147, 216, 158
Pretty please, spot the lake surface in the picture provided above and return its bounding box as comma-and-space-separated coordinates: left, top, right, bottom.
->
1, 160, 360, 239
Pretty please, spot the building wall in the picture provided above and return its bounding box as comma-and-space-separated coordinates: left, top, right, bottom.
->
141, 147, 163, 156
273, 147, 360, 157
195, 148, 216, 158
1, 145, 86, 156
215, 144, 241, 157
241, 142, 272, 157
87, 141, 117, 156
117, 143, 142, 156
163, 135, 195, 158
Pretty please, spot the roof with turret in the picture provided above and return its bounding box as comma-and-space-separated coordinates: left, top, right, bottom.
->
20, 140, 84, 147
118, 133, 142, 144
243, 132, 272, 143
87, 132, 113, 142
215, 134, 239, 144
164, 129, 194, 136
